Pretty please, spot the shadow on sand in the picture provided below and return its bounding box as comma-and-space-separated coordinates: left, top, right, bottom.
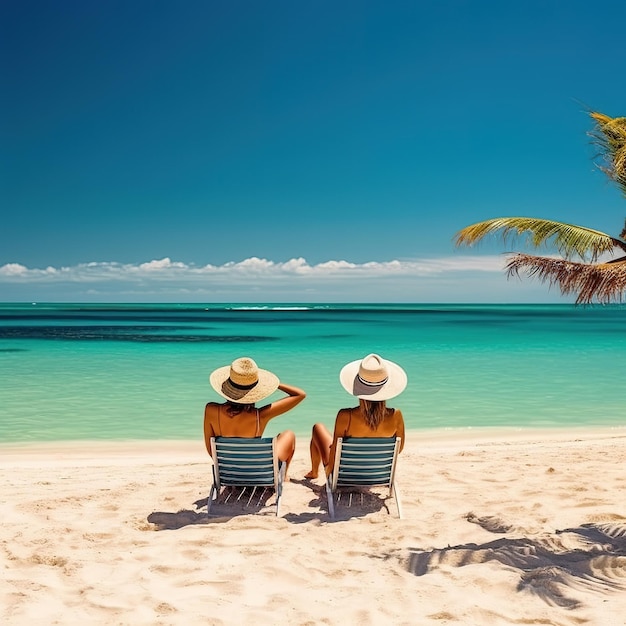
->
146, 480, 397, 528
407, 517, 626, 609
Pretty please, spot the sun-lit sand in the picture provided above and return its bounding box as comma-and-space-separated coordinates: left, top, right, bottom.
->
2, 428, 626, 625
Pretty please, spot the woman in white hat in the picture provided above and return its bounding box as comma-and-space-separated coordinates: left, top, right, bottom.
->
305, 353, 406, 479
204, 357, 306, 478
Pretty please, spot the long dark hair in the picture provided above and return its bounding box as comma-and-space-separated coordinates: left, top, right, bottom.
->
360, 399, 391, 430
225, 402, 255, 417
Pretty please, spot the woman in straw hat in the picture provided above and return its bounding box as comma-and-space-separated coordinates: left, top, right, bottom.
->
204, 357, 306, 478
305, 353, 406, 479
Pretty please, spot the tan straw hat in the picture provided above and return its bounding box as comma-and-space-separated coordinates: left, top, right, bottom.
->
209, 357, 279, 403
339, 353, 407, 401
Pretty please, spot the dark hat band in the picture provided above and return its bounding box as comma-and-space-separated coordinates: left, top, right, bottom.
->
227, 378, 259, 391
357, 374, 388, 387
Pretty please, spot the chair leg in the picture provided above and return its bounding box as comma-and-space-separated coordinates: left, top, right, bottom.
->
393, 483, 403, 519
207, 484, 216, 515
325, 479, 335, 520
275, 462, 286, 517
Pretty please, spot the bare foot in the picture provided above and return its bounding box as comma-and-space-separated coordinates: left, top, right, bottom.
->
304, 471, 318, 479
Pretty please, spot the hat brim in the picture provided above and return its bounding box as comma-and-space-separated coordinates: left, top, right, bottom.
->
209, 365, 279, 403
339, 357, 407, 401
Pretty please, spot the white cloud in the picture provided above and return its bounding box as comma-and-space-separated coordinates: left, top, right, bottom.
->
138, 258, 187, 271
0, 254, 568, 302
0, 263, 29, 276
0, 255, 506, 283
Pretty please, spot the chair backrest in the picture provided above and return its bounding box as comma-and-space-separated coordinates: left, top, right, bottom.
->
331, 437, 401, 491
210, 437, 279, 491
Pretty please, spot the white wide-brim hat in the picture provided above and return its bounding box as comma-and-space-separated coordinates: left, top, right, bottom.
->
339, 353, 407, 401
210, 357, 279, 403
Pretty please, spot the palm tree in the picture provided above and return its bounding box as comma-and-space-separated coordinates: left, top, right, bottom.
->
455, 112, 626, 304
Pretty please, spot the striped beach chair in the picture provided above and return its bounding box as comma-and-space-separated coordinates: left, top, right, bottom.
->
325, 436, 403, 520
208, 436, 285, 517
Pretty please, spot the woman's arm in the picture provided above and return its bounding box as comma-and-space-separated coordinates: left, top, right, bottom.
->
394, 408, 406, 453
259, 383, 306, 421
203, 403, 217, 456
325, 409, 350, 477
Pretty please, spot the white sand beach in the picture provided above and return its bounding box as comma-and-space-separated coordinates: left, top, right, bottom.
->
2, 428, 626, 625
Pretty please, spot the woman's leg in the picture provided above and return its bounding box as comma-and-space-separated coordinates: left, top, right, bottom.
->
304, 423, 332, 479
275, 430, 296, 481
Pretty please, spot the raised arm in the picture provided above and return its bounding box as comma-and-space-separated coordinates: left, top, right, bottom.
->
258, 382, 306, 422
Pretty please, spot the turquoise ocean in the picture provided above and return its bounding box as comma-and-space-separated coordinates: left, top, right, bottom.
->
1, 302, 625, 443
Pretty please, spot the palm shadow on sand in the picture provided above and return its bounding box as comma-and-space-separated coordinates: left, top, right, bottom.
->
407, 516, 626, 609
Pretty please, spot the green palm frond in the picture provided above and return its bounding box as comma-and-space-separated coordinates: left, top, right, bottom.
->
589, 112, 626, 198
454, 217, 626, 261
453, 111, 626, 303
506, 253, 626, 304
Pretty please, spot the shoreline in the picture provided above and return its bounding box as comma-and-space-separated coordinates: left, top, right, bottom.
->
2, 423, 625, 460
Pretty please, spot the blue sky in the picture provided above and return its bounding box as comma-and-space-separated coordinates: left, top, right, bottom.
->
2, 0, 625, 302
